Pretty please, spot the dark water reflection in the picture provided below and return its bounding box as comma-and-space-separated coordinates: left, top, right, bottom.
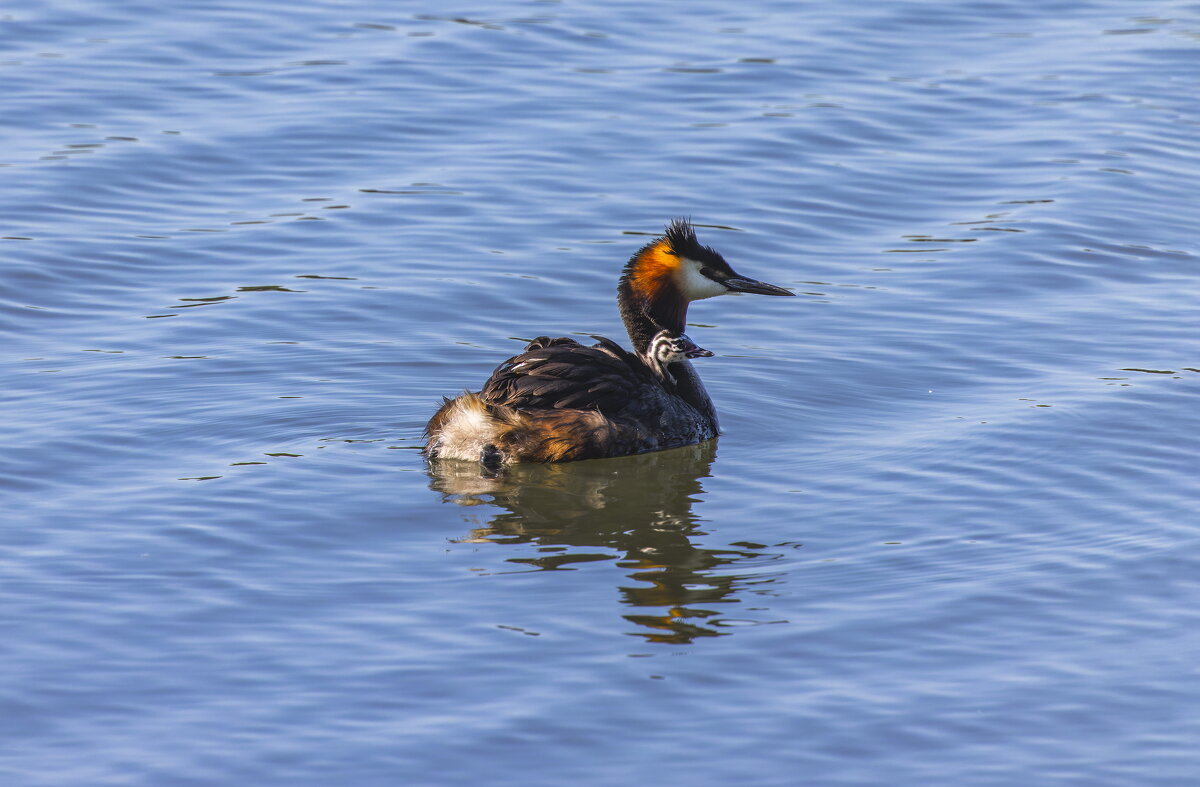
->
430, 442, 783, 643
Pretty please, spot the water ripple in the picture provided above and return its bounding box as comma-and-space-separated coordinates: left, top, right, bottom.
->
4, 0, 1200, 784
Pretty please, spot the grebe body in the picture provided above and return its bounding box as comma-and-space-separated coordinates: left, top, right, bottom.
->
425, 220, 792, 465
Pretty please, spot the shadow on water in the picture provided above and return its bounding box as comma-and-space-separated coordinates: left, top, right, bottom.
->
427, 441, 785, 644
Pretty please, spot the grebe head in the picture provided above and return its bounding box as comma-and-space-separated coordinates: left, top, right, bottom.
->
660, 219, 795, 301
618, 219, 794, 354
624, 219, 795, 305
649, 331, 713, 364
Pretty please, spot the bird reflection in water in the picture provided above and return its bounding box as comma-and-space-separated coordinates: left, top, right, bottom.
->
427, 441, 784, 644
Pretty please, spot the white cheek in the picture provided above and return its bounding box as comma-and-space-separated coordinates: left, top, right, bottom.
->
679, 260, 728, 301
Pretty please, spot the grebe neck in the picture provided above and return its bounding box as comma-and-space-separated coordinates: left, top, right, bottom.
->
670, 359, 718, 429
616, 274, 687, 358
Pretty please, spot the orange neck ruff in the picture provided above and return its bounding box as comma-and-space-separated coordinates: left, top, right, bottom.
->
627, 240, 681, 302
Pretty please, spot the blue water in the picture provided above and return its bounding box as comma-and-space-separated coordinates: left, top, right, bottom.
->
4, 1, 1199, 784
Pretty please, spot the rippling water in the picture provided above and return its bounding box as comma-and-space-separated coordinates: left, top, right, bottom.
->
4, 0, 1199, 784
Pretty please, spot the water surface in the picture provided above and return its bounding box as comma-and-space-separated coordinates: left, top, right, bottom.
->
4, 0, 1199, 784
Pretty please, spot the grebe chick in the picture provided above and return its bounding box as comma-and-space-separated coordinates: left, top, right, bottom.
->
424, 219, 793, 465
647, 330, 712, 385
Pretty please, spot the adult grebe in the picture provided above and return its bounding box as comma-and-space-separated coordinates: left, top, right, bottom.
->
424, 219, 793, 465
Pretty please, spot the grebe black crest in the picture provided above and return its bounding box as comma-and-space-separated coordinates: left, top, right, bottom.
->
424, 219, 793, 465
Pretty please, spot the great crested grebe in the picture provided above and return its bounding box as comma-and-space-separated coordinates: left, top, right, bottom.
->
424, 219, 793, 465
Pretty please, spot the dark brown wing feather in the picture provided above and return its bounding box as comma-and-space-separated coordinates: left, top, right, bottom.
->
479, 335, 654, 415
490, 406, 653, 463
